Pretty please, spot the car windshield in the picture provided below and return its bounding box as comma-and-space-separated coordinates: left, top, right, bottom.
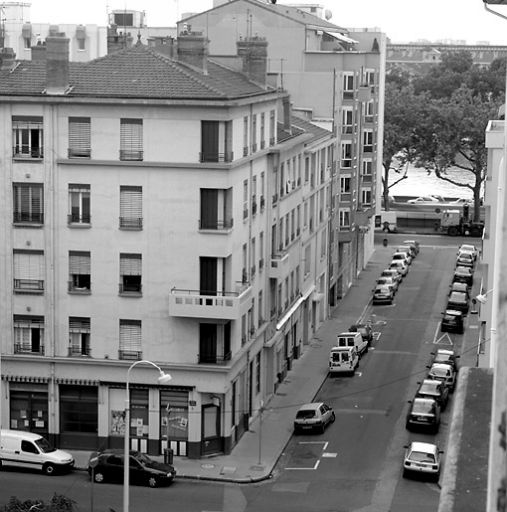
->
431, 367, 450, 378
412, 401, 434, 414
409, 451, 436, 463
419, 383, 438, 394
34, 437, 56, 453
296, 409, 316, 419
134, 453, 153, 464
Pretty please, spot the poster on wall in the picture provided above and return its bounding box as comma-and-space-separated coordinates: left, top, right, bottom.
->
164, 407, 189, 439
110, 410, 126, 435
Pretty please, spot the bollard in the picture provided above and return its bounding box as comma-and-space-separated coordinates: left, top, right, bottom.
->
382, 238, 388, 247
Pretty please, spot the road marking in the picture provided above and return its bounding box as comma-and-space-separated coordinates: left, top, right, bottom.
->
299, 441, 328, 450
286, 460, 320, 471
333, 408, 387, 415
322, 452, 338, 458
356, 371, 363, 377
433, 332, 453, 345
370, 350, 417, 356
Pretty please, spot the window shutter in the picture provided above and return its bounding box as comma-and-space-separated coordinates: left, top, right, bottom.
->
69, 251, 91, 274
14, 250, 44, 280
68, 117, 91, 158
69, 317, 90, 332
120, 254, 141, 276
120, 119, 143, 160
120, 186, 142, 219
13, 183, 43, 218
120, 320, 142, 352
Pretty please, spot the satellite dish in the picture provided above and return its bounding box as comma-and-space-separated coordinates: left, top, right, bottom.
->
325, 9, 332, 20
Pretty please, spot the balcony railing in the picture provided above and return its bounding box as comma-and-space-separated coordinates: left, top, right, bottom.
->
68, 346, 91, 357
14, 279, 44, 293
119, 217, 143, 229
68, 213, 91, 224
199, 218, 233, 230
68, 148, 91, 158
14, 343, 44, 355
243, 146, 249, 157
343, 91, 354, 100
198, 351, 232, 364
119, 283, 142, 295
119, 350, 142, 360
13, 212, 44, 224
199, 151, 233, 163
243, 207, 248, 220
13, 146, 43, 159
119, 149, 143, 161
68, 280, 91, 294
260, 196, 265, 210
252, 201, 257, 215
272, 193, 278, 205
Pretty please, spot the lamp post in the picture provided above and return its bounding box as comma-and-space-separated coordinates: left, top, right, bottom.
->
123, 360, 171, 512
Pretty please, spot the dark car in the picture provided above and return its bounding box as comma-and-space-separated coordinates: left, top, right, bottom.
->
441, 309, 464, 334
431, 348, 460, 372
415, 379, 450, 410
453, 266, 473, 287
447, 291, 469, 314
349, 323, 373, 343
87, 449, 176, 488
406, 398, 441, 434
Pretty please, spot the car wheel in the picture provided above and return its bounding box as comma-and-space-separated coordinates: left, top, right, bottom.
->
319, 424, 325, 434
94, 471, 105, 483
43, 463, 56, 476
402, 469, 408, 479
330, 412, 336, 423
148, 476, 159, 488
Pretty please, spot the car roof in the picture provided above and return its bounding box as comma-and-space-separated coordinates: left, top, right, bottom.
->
436, 349, 455, 356
298, 402, 324, 411
455, 266, 472, 273
430, 362, 453, 371
421, 379, 440, 387
0, 429, 43, 441
409, 441, 438, 454
375, 284, 391, 291
413, 397, 436, 405
449, 291, 467, 300
444, 309, 463, 316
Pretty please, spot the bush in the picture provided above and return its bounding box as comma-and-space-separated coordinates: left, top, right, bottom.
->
2, 494, 75, 512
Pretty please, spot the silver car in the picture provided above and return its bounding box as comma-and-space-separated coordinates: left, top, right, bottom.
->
294, 402, 335, 434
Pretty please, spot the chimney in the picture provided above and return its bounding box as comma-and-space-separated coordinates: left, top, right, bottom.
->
46, 33, 70, 95
31, 42, 47, 61
0, 47, 16, 71
177, 31, 208, 73
237, 36, 268, 86
282, 96, 292, 135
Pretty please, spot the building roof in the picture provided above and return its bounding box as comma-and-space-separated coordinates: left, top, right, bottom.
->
182, 0, 346, 33
0, 43, 273, 100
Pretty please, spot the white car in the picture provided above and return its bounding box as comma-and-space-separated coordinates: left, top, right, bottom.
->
392, 251, 412, 265
449, 198, 473, 205
458, 244, 478, 261
294, 402, 335, 434
380, 268, 403, 285
389, 260, 409, 277
427, 362, 456, 392
376, 276, 399, 293
407, 195, 445, 204
403, 441, 443, 481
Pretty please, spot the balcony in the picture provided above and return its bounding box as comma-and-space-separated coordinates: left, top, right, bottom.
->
198, 351, 231, 365
68, 213, 91, 225
199, 151, 233, 163
269, 250, 289, 279
119, 350, 142, 360
260, 196, 265, 210
169, 283, 252, 320
13, 212, 44, 225
13, 146, 43, 159
119, 282, 142, 296
68, 346, 91, 357
198, 218, 233, 231
14, 279, 44, 294
119, 217, 143, 230
14, 344, 44, 355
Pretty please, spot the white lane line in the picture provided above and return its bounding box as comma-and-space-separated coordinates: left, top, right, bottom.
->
322, 452, 338, 458
286, 460, 320, 471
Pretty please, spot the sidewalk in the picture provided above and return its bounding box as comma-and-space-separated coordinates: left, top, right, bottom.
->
70, 245, 389, 482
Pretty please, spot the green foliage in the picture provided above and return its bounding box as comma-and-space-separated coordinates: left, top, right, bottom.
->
1, 494, 75, 512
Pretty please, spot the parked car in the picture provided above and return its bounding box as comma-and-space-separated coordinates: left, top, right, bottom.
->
450, 281, 470, 298
456, 251, 475, 269
441, 309, 464, 334
403, 239, 420, 255
87, 449, 176, 487
392, 251, 412, 266
294, 402, 335, 434
376, 276, 399, 293
447, 291, 469, 315
407, 195, 445, 204
427, 362, 457, 392
453, 266, 473, 287
349, 323, 373, 343
458, 244, 478, 261
431, 348, 460, 372
406, 397, 441, 434
372, 284, 394, 305
396, 244, 417, 259
389, 260, 409, 277
380, 268, 403, 285
403, 441, 443, 481
415, 378, 450, 410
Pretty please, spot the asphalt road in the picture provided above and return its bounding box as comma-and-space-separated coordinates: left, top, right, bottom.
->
0, 235, 473, 512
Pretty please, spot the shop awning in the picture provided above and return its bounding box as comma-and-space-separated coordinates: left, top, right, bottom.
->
325, 31, 358, 45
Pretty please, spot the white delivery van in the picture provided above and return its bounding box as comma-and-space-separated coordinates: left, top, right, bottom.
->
336, 331, 369, 357
329, 346, 359, 375
0, 429, 75, 475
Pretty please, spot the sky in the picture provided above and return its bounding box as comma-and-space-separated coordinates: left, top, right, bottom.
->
24, 0, 507, 45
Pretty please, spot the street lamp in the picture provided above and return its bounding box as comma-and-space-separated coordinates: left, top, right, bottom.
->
123, 360, 171, 512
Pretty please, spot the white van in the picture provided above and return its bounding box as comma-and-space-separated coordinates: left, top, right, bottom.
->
336, 331, 369, 357
329, 346, 359, 375
0, 430, 75, 475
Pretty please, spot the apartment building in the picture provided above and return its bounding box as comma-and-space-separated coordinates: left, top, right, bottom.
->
0, 31, 334, 458
180, 0, 386, 303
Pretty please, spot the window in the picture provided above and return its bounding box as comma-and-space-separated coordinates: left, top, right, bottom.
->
365, 100, 375, 121
69, 251, 91, 293
365, 69, 375, 86
68, 184, 90, 224
251, 237, 256, 277
60, 385, 97, 434
339, 209, 350, 228
252, 176, 257, 215
260, 172, 265, 210
258, 291, 263, 324
320, 230, 326, 259
13, 183, 43, 224
200, 188, 233, 229
256, 352, 261, 394
12, 116, 43, 159
259, 231, 264, 271
242, 244, 248, 283
297, 205, 301, 236
120, 119, 143, 161
304, 245, 311, 277
340, 176, 351, 194
68, 117, 91, 158
304, 157, 310, 183
243, 180, 249, 220
120, 186, 142, 229
362, 159, 373, 176
243, 116, 249, 156
69, 317, 91, 356
361, 188, 372, 206
269, 110, 275, 145
14, 315, 44, 354
119, 319, 142, 360
120, 253, 142, 295
342, 107, 354, 134
13, 250, 44, 293
77, 38, 86, 50
252, 114, 257, 152
363, 129, 374, 153
343, 72, 355, 99
341, 142, 352, 168
260, 112, 265, 149
201, 121, 219, 162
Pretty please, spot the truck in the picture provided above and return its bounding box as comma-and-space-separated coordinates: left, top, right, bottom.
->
436, 209, 484, 237
329, 346, 359, 375
335, 331, 369, 357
